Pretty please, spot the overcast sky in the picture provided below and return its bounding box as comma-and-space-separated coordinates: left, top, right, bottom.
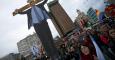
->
0, 0, 105, 58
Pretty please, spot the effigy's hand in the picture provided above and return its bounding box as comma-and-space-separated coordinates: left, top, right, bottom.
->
13, 12, 17, 16
12, 9, 19, 16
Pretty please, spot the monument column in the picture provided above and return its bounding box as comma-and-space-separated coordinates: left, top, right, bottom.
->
48, 0, 75, 37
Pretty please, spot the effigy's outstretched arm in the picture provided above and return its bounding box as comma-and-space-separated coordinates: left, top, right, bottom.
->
12, 0, 42, 16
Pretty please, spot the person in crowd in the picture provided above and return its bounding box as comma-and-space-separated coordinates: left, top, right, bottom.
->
83, 35, 93, 46
111, 23, 115, 29
99, 23, 115, 60
82, 34, 97, 56
80, 43, 98, 60
71, 35, 81, 60
108, 28, 115, 55
40, 54, 47, 60
59, 44, 68, 60
62, 37, 68, 48
65, 46, 80, 60
99, 23, 110, 46
88, 29, 104, 50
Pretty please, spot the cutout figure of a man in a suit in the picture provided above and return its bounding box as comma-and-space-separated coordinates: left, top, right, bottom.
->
13, 0, 59, 59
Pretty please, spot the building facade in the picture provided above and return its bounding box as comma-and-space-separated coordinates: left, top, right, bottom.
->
74, 21, 82, 33
87, 7, 98, 24
48, 0, 75, 37
75, 10, 91, 30
17, 33, 42, 60
0, 53, 23, 60
107, 0, 115, 4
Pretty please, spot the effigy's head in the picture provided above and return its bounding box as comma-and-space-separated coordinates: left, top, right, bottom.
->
27, 0, 36, 6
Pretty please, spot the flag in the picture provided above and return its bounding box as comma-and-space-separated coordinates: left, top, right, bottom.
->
95, 9, 100, 16
90, 35, 106, 60
105, 4, 115, 17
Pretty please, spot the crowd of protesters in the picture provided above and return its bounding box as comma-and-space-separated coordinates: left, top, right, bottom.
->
57, 21, 115, 60
33, 3, 115, 60
35, 20, 115, 60
56, 3, 115, 60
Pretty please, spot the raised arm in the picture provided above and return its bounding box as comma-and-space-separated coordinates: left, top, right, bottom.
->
12, 0, 42, 16
13, 9, 28, 16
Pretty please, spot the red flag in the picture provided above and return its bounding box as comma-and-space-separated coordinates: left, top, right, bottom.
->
95, 9, 100, 16
105, 4, 115, 17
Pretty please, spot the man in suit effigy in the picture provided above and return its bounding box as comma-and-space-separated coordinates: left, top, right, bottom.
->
13, 0, 59, 59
